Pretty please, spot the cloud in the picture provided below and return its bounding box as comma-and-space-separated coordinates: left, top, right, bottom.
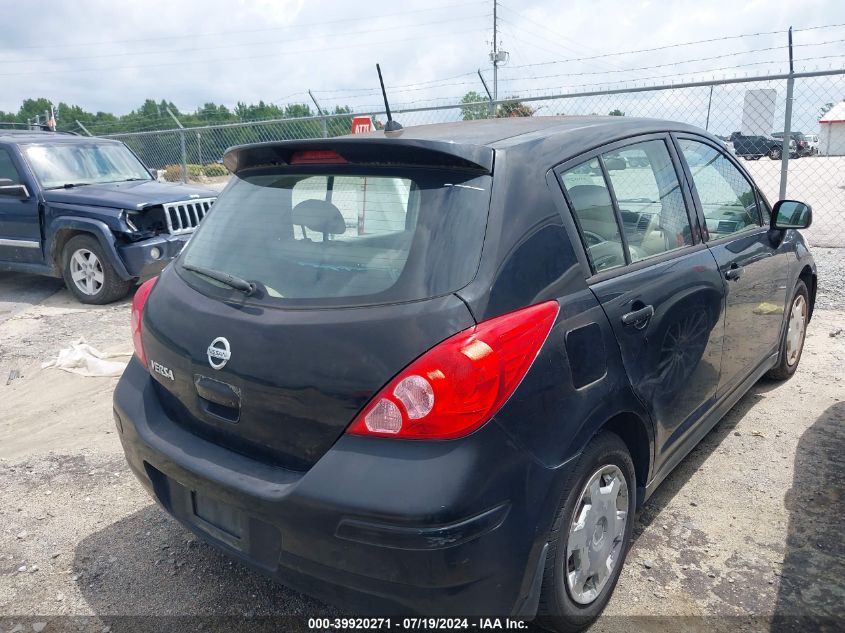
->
1, 0, 843, 127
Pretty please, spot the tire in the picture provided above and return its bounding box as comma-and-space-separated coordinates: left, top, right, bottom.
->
536, 432, 636, 633
61, 234, 133, 305
767, 280, 809, 380
768, 146, 782, 160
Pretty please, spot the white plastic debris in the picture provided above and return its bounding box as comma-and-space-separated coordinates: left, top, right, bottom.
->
42, 339, 130, 377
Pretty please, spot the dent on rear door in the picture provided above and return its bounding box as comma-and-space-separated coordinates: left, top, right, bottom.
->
591, 251, 725, 471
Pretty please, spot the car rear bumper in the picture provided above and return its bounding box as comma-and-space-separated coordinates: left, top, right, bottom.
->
113, 357, 564, 616
118, 234, 191, 280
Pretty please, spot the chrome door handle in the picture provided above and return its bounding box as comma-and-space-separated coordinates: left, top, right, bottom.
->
621, 304, 654, 327
725, 265, 743, 281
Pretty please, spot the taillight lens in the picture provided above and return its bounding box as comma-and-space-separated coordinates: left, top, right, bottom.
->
131, 277, 158, 366
346, 301, 559, 440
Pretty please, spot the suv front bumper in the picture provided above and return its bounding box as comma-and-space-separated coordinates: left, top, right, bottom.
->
113, 357, 561, 616
118, 234, 191, 280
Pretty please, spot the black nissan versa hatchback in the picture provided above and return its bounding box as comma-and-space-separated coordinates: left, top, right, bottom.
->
114, 117, 816, 630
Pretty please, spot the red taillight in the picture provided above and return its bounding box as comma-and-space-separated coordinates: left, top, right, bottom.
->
289, 150, 347, 165
346, 301, 559, 440
131, 276, 158, 367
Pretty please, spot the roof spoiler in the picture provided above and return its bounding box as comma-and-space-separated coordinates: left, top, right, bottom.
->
223, 138, 494, 174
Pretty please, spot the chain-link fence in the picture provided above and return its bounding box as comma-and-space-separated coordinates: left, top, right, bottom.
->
104, 69, 845, 247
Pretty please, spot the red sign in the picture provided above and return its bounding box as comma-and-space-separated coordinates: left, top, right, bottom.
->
351, 116, 374, 134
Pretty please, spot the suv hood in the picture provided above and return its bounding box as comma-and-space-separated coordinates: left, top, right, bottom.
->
42, 180, 217, 210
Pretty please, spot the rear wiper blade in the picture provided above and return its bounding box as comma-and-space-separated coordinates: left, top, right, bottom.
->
182, 263, 256, 295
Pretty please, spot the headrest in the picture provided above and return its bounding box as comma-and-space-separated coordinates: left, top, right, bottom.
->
568, 184, 611, 209
291, 199, 346, 235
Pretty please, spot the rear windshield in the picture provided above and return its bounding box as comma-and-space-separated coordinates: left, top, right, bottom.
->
177, 167, 491, 307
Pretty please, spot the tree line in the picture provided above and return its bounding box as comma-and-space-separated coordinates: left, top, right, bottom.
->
0, 97, 354, 136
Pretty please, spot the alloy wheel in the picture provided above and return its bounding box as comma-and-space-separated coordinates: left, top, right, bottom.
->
565, 465, 629, 605
69, 248, 104, 296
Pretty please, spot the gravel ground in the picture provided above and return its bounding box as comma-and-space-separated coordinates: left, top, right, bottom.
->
0, 256, 843, 632
812, 247, 845, 311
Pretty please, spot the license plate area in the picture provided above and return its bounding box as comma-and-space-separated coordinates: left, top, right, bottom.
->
191, 491, 244, 546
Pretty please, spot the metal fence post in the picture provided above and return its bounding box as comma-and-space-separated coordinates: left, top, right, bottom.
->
75, 120, 93, 136
308, 90, 328, 138
478, 70, 495, 118
779, 27, 795, 201
779, 76, 794, 201
166, 107, 188, 183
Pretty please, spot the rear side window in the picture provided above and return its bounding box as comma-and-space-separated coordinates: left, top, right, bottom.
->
179, 168, 491, 306
560, 139, 693, 274
560, 158, 626, 273
602, 140, 693, 262
677, 139, 762, 238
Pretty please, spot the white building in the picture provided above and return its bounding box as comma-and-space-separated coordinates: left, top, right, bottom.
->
819, 102, 845, 156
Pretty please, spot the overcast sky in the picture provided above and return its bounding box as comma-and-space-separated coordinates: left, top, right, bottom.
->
1, 0, 844, 133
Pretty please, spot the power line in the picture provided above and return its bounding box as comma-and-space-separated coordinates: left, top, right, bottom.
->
475, 23, 845, 72
502, 54, 845, 97
304, 26, 845, 102
495, 39, 845, 82
3, 1, 486, 51
495, 14, 620, 73
0, 13, 489, 65
311, 41, 845, 102
0, 26, 489, 78
497, 1, 624, 70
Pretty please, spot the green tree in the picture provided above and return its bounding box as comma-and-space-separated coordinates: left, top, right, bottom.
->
608, 109, 625, 116
460, 91, 490, 120
496, 99, 535, 118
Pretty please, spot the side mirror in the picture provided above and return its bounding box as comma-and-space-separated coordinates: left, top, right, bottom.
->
772, 200, 812, 230
0, 179, 30, 199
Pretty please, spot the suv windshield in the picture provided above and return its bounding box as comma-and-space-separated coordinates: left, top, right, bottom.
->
177, 167, 491, 307
23, 142, 152, 189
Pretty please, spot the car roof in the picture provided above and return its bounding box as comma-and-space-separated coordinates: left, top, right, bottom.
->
224, 116, 716, 175
353, 115, 709, 148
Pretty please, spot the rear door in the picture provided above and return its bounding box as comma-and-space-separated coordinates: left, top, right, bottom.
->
556, 134, 726, 474
0, 145, 42, 264
674, 135, 789, 397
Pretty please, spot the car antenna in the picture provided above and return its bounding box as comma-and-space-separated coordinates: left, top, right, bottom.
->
376, 63, 402, 132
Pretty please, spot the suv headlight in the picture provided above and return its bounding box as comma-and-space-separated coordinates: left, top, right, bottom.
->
122, 210, 139, 232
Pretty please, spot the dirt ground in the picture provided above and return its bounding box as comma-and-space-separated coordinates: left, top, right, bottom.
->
0, 277, 843, 633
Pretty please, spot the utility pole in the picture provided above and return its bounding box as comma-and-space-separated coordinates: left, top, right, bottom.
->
493, 0, 498, 102
489, 1, 508, 104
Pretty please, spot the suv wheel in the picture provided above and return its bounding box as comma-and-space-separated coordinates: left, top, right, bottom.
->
767, 280, 809, 380
536, 432, 636, 632
768, 146, 782, 160
62, 234, 132, 304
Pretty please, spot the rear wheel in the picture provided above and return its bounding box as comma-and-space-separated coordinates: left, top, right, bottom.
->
767, 280, 809, 380
62, 234, 132, 304
769, 146, 782, 160
536, 432, 636, 632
